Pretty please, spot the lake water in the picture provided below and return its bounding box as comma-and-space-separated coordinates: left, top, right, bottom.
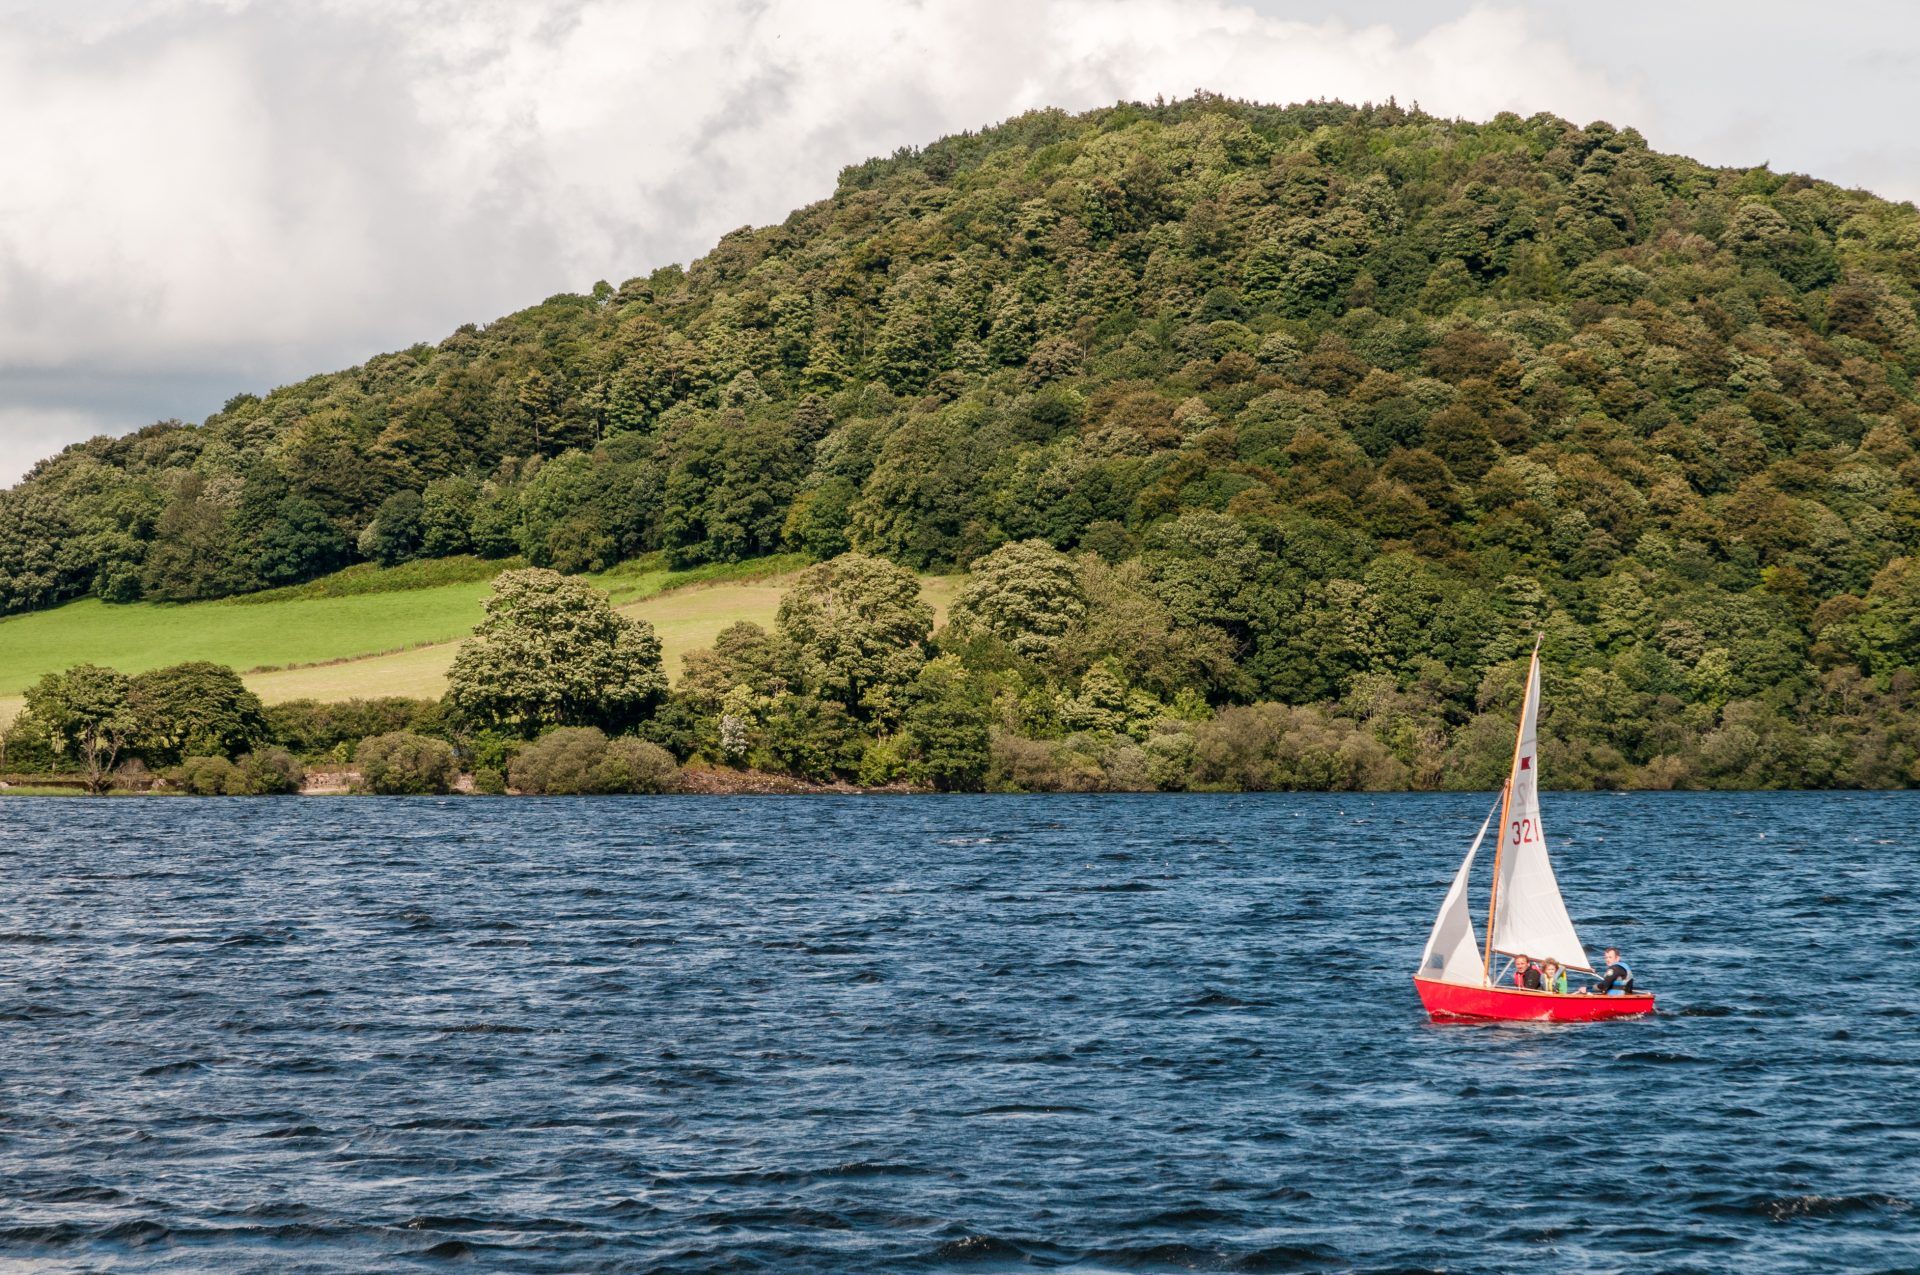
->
1, 793, 1915, 1272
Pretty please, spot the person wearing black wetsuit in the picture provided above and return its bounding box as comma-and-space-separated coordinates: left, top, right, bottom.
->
1512, 954, 1544, 990
1589, 947, 1634, 995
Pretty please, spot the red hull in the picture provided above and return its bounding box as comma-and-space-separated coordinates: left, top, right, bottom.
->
1413, 976, 1655, 1023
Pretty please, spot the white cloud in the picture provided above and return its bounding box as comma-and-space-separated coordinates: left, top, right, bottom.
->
0, 0, 1663, 484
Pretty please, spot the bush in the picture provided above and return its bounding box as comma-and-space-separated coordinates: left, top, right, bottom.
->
355, 731, 459, 795
172, 755, 242, 795
596, 737, 679, 793
267, 698, 447, 759
984, 729, 1171, 792
1190, 704, 1409, 791
508, 726, 602, 793
509, 727, 679, 794
454, 727, 520, 774
1, 720, 61, 774
235, 747, 305, 795
856, 734, 909, 787
989, 731, 1097, 792
169, 747, 306, 795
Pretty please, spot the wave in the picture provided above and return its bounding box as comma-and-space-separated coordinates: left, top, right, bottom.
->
1186, 989, 1267, 1009
925, 1233, 1033, 1263
139, 1057, 220, 1076
1698, 1192, 1912, 1222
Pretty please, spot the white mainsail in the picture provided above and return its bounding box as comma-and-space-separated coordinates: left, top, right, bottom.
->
1416, 806, 1495, 986
1487, 645, 1593, 973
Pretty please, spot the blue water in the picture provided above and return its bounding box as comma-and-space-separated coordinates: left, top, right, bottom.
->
0, 793, 1915, 1272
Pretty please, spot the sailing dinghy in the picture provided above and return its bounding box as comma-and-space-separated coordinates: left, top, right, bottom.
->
1413, 640, 1654, 1023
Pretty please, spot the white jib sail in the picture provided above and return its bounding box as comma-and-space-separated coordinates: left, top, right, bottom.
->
1489, 647, 1593, 973
1416, 806, 1495, 986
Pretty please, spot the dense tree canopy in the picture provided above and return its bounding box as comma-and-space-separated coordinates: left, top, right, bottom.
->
10, 659, 283, 791
446, 568, 667, 735
16, 664, 137, 793
127, 661, 269, 765
948, 539, 1086, 659
775, 553, 933, 721
6, 96, 1920, 787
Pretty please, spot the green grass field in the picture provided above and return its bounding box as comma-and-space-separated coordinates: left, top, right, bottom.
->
0, 556, 961, 726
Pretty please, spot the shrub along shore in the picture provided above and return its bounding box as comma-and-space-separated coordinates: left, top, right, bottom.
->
0, 756, 908, 797
5, 555, 1915, 796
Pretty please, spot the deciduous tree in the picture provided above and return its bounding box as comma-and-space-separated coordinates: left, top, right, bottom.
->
447, 568, 667, 735
776, 553, 931, 721
20, 664, 136, 793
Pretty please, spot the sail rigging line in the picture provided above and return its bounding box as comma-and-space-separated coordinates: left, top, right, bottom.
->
1481, 635, 1539, 983
1486, 634, 1593, 973
1480, 770, 1514, 983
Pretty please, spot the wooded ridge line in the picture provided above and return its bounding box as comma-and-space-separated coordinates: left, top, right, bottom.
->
2, 96, 1917, 791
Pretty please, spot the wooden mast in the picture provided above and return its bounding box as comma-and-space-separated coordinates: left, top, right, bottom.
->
1482, 634, 1542, 985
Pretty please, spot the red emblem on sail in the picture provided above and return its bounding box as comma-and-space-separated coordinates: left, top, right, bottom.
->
1520, 756, 1531, 769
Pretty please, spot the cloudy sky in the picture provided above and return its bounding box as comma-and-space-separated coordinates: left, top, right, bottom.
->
2, 0, 1916, 484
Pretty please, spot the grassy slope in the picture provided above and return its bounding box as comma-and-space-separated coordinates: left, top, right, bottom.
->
0, 558, 962, 725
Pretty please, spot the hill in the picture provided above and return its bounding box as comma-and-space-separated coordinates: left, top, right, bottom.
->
4, 96, 1920, 788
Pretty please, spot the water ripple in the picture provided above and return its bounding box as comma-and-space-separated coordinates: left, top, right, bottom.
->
0, 792, 1915, 1271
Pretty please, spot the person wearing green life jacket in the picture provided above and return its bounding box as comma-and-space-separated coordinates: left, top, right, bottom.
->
1539, 959, 1568, 994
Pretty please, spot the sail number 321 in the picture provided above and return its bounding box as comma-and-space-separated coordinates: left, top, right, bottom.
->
1509, 817, 1536, 845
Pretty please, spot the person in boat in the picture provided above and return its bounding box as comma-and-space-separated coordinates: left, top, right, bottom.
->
1511, 954, 1544, 990
1540, 959, 1568, 994
1584, 947, 1635, 995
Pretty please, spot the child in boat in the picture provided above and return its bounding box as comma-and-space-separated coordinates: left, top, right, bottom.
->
1540, 959, 1568, 994
1512, 955, 1544, 990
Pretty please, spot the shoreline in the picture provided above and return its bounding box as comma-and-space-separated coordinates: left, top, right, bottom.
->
3, 772, 1913, 797
0, 765, 932, 798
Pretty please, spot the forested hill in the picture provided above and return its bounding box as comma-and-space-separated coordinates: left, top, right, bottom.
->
6, 96, 1920, 784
